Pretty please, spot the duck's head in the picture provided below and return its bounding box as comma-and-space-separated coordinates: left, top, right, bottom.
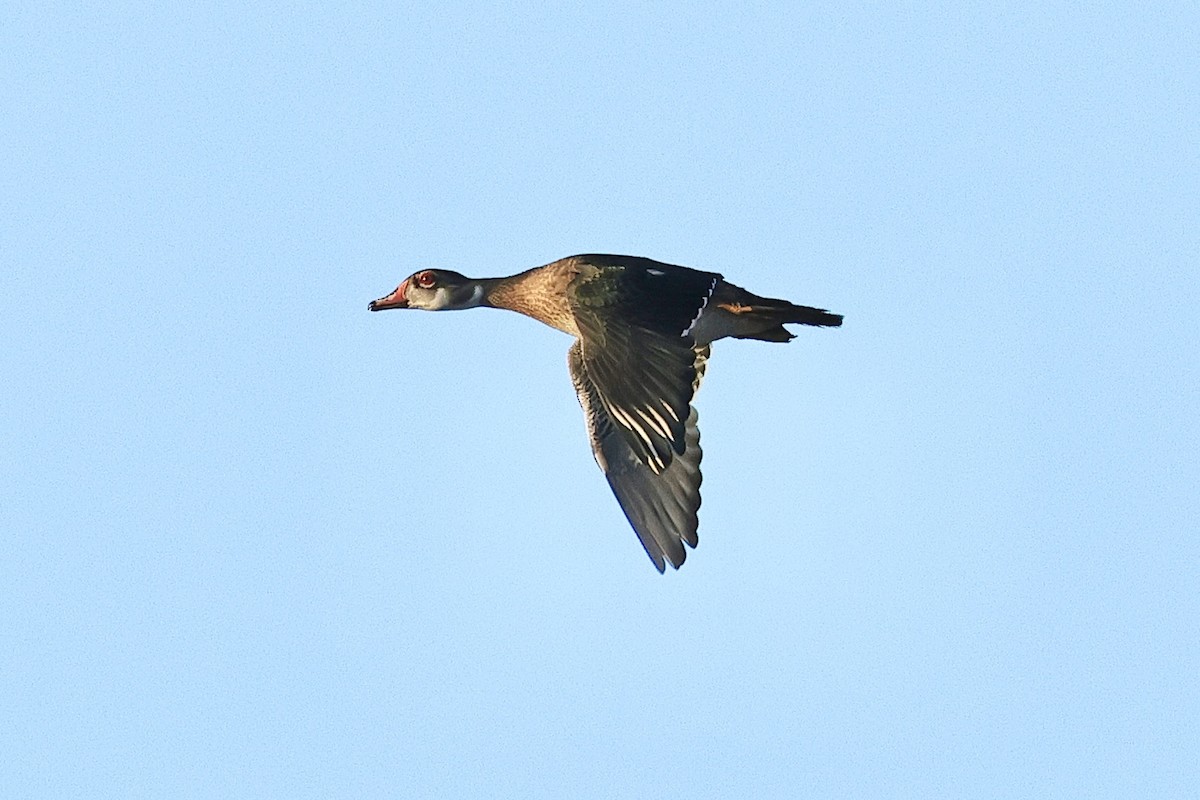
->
368, 269, 487, 312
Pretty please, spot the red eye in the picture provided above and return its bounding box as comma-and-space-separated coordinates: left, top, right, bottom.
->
415, 271, 437, 289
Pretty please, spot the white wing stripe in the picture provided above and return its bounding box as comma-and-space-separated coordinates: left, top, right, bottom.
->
606, 403, 667, 473
682, 277, 719, 337
636, 405, 672, 440
608, 402, 655, 450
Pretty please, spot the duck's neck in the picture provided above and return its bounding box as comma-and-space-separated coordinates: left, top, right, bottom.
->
481, 267, 581, 336
474, 276, 510, 308
479, 270, 538, 311
440, 276, 506, 310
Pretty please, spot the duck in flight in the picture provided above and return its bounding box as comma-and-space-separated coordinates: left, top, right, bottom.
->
369, 254, 842, 572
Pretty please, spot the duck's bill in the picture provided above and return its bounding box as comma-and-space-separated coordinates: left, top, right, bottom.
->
368, 280, 409, 311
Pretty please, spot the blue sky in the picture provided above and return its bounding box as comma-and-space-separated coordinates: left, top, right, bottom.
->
3, 2, 1197, 797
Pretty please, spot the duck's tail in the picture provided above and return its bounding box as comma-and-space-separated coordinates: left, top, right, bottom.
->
727, 297, 843, 342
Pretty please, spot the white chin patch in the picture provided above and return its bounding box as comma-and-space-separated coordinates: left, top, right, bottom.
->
426, 287, 453, 310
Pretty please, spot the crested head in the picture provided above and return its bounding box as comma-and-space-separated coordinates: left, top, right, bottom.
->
368, 269, 488, 312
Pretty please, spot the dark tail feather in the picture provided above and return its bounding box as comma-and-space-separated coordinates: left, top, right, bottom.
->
736, 325, 795, 342
733, 300, 842, 343
781, 302, 842, 328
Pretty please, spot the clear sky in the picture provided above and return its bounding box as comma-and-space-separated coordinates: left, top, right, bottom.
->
3, 2, 1197, 797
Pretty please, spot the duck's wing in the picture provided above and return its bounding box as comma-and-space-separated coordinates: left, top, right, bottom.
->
568, 258, 719, 472
568, 341, 705, 572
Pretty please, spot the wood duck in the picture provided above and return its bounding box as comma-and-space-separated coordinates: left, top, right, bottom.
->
369, 254, 842, 572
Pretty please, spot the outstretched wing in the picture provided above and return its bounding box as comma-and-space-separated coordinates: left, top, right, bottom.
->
569, 341, 704, 572
569, 257, 719, 473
